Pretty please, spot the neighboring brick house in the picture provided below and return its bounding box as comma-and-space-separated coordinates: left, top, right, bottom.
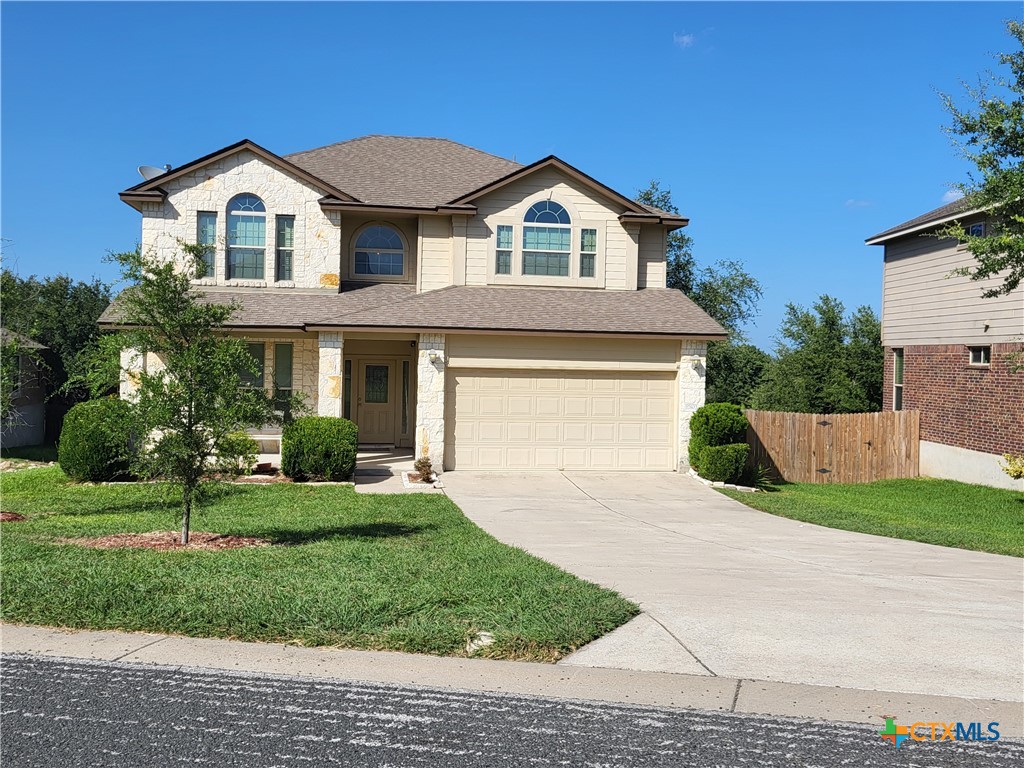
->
1, 329, 47, 448
867, 201, 1024, 490
101, 136, 726, 472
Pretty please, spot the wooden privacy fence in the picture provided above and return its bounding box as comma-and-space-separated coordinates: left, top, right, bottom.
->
744, 410, 920, 484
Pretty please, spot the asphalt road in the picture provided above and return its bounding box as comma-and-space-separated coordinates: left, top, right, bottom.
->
2, 654, 1019, 767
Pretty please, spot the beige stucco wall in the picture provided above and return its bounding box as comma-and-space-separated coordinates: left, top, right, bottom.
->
882, 227, 1023, 346
140, 149, 342, 290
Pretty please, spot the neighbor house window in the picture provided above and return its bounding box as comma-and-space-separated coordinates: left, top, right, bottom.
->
967, 222, 986, 238
354, 225, 404, 276
227, 194, 267, 280
580, 228, 597, 278
523, 201, 571, 276
275, 215, 294, 282
273, 343, 293, 414
196, 212, 217, 278
240, 342, 265, 389
496, 225, 513, 274
892, 348, 904, 411
969, 345, 991, 366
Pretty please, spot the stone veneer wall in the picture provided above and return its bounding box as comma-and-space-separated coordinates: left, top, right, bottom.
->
317, 333, 344, 417
415, 334, 446, 469
677, 340, 708, 469
140, 149, 342, 290
882, 342, 1024, 456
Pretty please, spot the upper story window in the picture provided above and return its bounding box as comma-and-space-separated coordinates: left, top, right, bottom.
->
968, 345, 991, 366
276, 215, 294, 282
196, 212, 217, 278
967, 222, 986, 238
227, 194, 267, 280
354, 225, 405, 277
523, 201, 571, 276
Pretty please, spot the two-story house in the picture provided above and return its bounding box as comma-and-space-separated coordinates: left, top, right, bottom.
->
101, 136, 726, 472
867, 200, 1024, 490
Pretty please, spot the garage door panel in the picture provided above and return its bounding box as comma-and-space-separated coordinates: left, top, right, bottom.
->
446, 370, 675, 471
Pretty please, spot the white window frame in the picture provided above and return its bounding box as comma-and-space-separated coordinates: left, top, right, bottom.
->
892, 348, 904, 411
226, 194, 268, 282
968, 345, 991, 366
486, 195, 605, 288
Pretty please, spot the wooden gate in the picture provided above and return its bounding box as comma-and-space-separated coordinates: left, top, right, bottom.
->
745, 410, 920, 483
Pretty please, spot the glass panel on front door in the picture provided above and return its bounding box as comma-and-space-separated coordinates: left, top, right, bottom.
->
365, 365, 389, 403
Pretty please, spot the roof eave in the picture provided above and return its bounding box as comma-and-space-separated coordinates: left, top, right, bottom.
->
619, 213, 689, 228
448, 155, 663, 217
865, 207, 984, 245
317, 198, 478, 216
119, 189, 167, 211
120, 139, 360, 205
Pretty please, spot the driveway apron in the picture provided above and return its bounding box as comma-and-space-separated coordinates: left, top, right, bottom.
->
443, 472, 1023, 701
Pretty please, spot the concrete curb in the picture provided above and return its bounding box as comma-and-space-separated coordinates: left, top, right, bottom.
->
3, 623, 1020, 736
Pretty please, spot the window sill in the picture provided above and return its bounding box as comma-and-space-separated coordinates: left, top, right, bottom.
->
966, 364, 991, 370
273, 281, 296, 288
225, 279, 269, 288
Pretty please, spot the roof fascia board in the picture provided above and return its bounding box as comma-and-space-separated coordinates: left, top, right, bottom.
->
121, 139, 359, 204
449, 155, 653, 215
865, 208, 984, 245
317, 199, 478, 216
303, 324, 728, 340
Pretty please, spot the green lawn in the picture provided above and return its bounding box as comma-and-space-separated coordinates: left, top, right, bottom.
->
0, 467, 637, 661
720, 478, 1024, 557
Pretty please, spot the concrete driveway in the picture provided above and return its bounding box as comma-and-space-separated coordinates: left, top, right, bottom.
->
443, 472, 1023, 702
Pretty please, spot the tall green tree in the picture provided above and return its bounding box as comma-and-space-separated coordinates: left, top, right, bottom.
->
636, 181, 767, 404
92, 245, 276, 544
939, 20, 1024, 296
0, 270, 112, 400
751, 295, 883, 414
635, 181, 762, 333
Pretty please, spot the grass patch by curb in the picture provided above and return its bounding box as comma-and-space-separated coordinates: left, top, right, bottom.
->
0, 467, 638, 660
719, 478, 1024, 557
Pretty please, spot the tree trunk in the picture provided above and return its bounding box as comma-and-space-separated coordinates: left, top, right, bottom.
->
181, 486, 192, 546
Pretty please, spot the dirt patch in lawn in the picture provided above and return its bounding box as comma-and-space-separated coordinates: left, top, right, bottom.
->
61, 531, 271, 551
1, 512, 27, 522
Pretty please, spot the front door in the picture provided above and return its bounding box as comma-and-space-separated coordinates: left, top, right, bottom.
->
356, 360, 396, 444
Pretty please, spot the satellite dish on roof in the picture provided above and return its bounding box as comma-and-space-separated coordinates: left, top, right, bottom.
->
137, 165, 168, 180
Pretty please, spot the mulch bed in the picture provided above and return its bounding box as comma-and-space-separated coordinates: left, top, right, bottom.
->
60, 531, 271, 551
0, 512, 27, 522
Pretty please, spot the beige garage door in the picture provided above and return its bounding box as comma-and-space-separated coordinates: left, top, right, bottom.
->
444, 370, 676, 471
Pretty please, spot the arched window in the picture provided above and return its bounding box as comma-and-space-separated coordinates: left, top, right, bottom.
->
523, 200, 571, 276
354, 224, 405, 276
227, 194, 266, 280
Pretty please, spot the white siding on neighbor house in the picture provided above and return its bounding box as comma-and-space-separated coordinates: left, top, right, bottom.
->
140, 149, 342, 290
638, 224, 667, 288
464, 166, 638, 290
417, 215, 452, 292
882, 233, 1024, 346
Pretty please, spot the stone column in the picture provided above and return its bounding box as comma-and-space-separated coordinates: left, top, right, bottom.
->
317, 332, 344, 417
119, 348, 145, 402
415, 333, 446, 471
678, 340, 708, 470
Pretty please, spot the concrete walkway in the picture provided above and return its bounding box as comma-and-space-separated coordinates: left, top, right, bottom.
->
4, 624, 1021, 736
442, 472, 1024, 703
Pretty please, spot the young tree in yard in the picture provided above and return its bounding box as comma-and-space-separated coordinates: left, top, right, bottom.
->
636, 181, 767, 403
938, 20, 1024, 296
94, 245, 275, 544
751, 296, 883, 414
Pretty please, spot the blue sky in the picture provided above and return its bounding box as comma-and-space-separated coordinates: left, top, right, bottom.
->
1, 2, 1017, 349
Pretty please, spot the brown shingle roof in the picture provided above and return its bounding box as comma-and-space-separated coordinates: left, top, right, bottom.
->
99, 284, 726, 338
285, 136, 523, 208
313, 285, 727, 337
0, 328, 46, 349
98, 283, 416, 329
866, 198, 978, 243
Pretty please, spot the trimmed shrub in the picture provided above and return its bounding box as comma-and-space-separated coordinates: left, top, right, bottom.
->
281, 416, 358, 481
688, 402, 749, 466
697, 443, 750, 483
58, 398, 134, 482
